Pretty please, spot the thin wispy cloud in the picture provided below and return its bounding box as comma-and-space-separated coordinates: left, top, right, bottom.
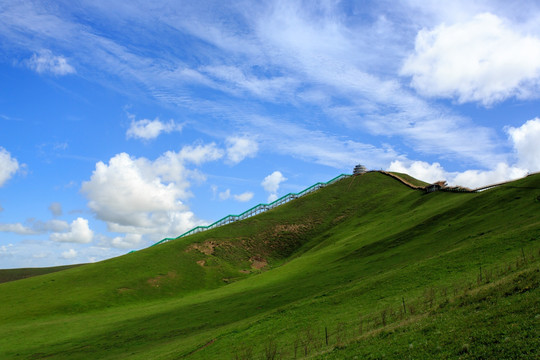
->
25, 49, 75, 75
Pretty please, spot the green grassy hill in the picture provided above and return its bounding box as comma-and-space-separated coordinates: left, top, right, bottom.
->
0, 172, 538, 359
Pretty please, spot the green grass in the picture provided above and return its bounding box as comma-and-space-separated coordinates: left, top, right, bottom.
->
387, 171, 430, 187
0, 172, 538, 359
317, 265, 540, 359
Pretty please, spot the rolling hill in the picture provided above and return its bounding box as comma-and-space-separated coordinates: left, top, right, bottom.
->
0, 171, 538, 359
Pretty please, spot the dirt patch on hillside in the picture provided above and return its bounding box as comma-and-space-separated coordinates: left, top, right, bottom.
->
197, 260, 206, 267
187, 241, 218, 255
273, 223, 309, 235
332, 213, 349, 224
147, 271, 177, 288
250, 256, 268, 270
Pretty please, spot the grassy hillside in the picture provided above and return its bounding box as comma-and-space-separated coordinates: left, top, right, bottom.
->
0, 172, 538, 359
388, 171, 430, 187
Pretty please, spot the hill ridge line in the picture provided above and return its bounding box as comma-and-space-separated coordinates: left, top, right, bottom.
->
148, 170, 539, 248
150, 173, 352, 246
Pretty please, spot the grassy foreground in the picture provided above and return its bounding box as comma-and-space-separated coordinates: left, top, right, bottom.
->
0, 172, 539, 359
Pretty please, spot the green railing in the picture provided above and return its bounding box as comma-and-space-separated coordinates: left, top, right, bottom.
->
150, 173, 352, 246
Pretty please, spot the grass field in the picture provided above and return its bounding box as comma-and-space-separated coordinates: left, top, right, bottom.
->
0, 172, 538, 359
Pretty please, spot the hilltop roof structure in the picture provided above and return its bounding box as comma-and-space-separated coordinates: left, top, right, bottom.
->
353, 164, 367, 175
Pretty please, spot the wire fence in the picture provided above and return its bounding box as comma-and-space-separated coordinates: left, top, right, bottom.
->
229, 249, 539, 359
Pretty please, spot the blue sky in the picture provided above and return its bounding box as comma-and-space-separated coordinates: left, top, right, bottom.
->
1, 0, 540, 268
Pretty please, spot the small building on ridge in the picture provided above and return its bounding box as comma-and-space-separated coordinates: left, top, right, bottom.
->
353, 164, 367, 175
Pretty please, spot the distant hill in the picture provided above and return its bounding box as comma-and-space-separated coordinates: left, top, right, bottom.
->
0, 171, 538, 359
0, 264, 83, 284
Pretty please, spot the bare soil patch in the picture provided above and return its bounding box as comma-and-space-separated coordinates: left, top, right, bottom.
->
250, 256, 268, 270
147, 271, 177, 288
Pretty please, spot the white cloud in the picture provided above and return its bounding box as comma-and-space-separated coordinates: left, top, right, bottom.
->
0, 1, 512, 170
201, 65, 298, 100
507, 118, 540, 171
126, 116, 182, 140
217, 188, 254, 202
0, 223, 37, 235
0, 219, 69, 235
261, 171, 287, 202
177, 143, 224, 165
33, 219, 70, 233
389, 160, 528, 189
50, 217, 94, 243
26, 49, 76, 75
225, 136, 258, 164
219, 189, 231, 200
61, 248, 77, 259
80, 143, 223, 241
48, 202, 63, 216
96, 233, 144, 250
0, 147, 20, 187
452, 163, 528, 189
402, 13, 540, 105
388, 160, 446, 184
234, 192, 254, 202
388, 116, 539, 188
389, 117, 539, 189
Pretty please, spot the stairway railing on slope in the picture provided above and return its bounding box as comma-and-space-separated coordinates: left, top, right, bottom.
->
151, 173, 351, 246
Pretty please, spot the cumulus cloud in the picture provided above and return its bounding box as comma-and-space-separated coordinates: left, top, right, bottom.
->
234, 191, 254, 202
80, 143, 223, 241
111, 234, 144, 249
0, 147, 20, 187
61, 248, 77, 259
96, 233, 144, 249
25, 49, 76, 76
389, 118, 540, 188
389, 159, 528, 189
402, 13, 540, 105
388, 160, 446, 184
261, 171, 287, 202
50, 217, 94, 243
48, 202, 63, 217
452, 163, 528, 189
126, 117, 182, 140
507, 118, 540, 171
225, 136, 258, 164
176, 143, 224, 165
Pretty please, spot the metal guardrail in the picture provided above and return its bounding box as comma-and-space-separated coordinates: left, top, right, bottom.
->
151, 173, 352, 246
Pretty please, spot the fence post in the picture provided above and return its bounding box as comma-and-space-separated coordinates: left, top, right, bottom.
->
325, 326, 328, 346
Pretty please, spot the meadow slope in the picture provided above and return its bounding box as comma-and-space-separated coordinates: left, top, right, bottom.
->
0, 172, 538, 359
